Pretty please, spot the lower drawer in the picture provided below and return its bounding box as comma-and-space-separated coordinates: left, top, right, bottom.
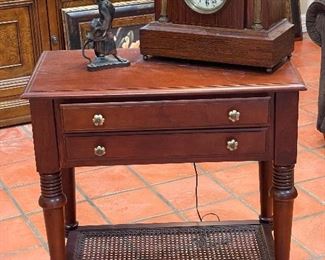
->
63, 129, 269, 166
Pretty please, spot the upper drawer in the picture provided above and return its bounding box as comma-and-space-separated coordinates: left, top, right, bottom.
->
60, 97, 271, 132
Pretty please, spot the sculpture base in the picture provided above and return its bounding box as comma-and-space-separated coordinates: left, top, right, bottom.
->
87, 56, 130, 71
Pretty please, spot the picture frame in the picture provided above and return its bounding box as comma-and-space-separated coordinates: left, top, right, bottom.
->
62, 0, 155, 50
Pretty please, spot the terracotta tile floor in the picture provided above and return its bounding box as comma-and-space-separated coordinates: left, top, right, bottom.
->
0, 38, 324, 259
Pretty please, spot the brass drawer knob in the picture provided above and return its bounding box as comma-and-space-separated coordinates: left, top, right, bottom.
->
94, 146, 106, 157
227, 139, 239, 151
228, 110, 240, 123
92, 114, 105, 126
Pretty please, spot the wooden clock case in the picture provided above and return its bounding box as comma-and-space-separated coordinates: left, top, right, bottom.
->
140, 0, 294, 70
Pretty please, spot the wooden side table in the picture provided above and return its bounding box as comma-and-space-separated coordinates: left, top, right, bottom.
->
22, 49, 305, 260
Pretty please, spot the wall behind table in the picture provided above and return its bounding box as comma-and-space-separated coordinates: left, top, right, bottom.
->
300, 0, 313, 31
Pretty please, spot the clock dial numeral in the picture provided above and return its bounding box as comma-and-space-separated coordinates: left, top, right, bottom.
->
184, 0, 227, 14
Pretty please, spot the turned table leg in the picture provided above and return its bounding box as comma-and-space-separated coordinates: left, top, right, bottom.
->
39, 172, 67, 260
62, 168, 78, 235
272, 164, 297, 260
259, 161, 273, 223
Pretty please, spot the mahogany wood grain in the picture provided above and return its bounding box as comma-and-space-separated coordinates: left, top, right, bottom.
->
63, 129, 269, 167
43, 207, 66, 260
259, 161, 273, 223
60, 97, 271, 133
29, 99, 60, 173
39, 172, 67, 259
272, 164, 297, 260
274, 92, 299, 165
155, 0, 287, 30
62, 168, 78, 234
140, 19, 294, 69
22, 49, 305, 100
245, 0, 255, 29
261, 0, 286, 29
165, 0, 245, 29
145, 0, 292, 68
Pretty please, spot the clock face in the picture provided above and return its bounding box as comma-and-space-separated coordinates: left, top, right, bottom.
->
184, 0, 227, 14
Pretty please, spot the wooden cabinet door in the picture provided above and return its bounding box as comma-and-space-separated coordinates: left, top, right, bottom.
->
0, 5, 35, 79
0, 1, 40, 127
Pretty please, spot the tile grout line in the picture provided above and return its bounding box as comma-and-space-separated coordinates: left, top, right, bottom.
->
0, 214, 22, 222
7, 164, 245, 225
134, 197, 235, 223
0, 156, 35, 168
76, 165, 113, 175
33, 162, 254, 208
88, 174, 231, 203
8, 180, 40, 190
130, 196, 233, 223
1, 162, 253, 192
297, 139, 325, 156
196, 163, 260, 217
184, 163, 325, 221
291, 236, 319, 258
298, 121, 318, 129
0, 245, 44, 258
90, 186, 148, 200
293, 210, 325, 222
76, 179, 235, 221
136, 196, 236, 223
0, 178, 49, 251
0, 136, 28, 145
308, 147, 325, 159
296, 183, 324, 205
299, 106, 318, 117
80, 162, 250, 200
75, 185, 113, 225
299, 107, 318, 117
296, 175, 325, 185
131, 211, 181, 224
86, 170, 204, 201
127, 165, 188, 221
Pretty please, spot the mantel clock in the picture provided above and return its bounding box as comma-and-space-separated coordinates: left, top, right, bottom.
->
140, 0, 294, 71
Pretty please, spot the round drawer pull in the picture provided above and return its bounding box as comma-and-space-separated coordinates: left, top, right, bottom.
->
228, 110, 240, 123
92, 114, 105, 126
94, 146, 106, 157
227, 139, 239, 151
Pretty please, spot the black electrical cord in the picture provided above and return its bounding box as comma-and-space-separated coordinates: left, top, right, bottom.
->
193, 162, 221, 222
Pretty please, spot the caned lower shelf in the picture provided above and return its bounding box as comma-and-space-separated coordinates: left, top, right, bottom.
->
66, 221, 274, 260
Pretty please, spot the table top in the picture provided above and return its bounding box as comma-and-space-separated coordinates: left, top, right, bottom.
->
22, 48, 306, 99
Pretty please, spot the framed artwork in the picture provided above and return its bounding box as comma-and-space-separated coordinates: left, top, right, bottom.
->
62, 0, 154, 50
